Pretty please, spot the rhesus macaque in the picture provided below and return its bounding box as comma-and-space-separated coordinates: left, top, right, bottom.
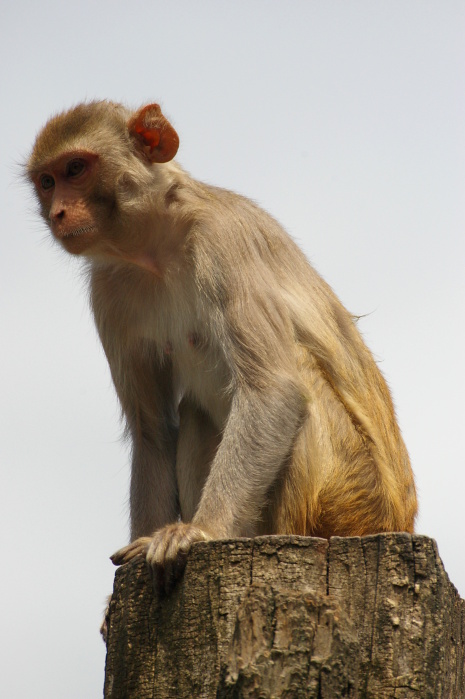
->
27, 101, 417, 594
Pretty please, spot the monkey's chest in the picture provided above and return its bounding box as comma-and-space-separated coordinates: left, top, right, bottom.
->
166, 330, 231, 425
129, 280, 232, 426
138, 304, 231, 427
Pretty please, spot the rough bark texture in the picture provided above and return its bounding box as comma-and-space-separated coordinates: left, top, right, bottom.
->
104, 534, 465, 698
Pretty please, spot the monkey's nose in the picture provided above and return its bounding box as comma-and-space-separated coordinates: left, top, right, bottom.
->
50, 207, 65, 222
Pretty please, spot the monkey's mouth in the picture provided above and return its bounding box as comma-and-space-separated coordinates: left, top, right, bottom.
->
62, 225, 97, 238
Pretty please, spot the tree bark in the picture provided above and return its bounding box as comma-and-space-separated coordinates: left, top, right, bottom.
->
104, 534, 465, 698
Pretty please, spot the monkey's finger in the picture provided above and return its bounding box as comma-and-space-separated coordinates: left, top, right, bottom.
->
151, 563, 167, 597
110, 548, 135, 565
146, 531, 171, 569
111, 537, 151, 565
171, 549, 189, 585
164, 532, 195, 593
162, 553, 186, 596
111, 548, 144, 565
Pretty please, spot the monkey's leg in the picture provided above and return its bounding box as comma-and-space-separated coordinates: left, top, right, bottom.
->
129, 432, 180, 540
176, 398, 221, 522
267, 352, 416, 538
100, 595, 112, 644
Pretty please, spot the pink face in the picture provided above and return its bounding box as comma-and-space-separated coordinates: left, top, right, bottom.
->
33, 150, 100, 254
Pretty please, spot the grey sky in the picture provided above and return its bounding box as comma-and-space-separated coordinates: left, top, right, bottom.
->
1, 2, 464, 697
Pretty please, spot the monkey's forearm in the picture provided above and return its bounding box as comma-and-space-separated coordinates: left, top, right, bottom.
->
129, 430, 179, 540
193, 380, 305, 537
111, 381, 304, 593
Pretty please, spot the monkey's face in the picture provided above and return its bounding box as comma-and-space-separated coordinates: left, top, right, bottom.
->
30, 149, 110, 255
28, 101, 180, 263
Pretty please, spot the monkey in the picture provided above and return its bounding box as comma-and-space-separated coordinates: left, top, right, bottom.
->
27, 101, 417, 596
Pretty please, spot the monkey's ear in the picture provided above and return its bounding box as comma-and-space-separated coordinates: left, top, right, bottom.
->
128, 104, 179, 163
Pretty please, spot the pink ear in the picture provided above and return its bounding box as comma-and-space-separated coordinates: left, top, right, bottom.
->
128, 104, 179, 163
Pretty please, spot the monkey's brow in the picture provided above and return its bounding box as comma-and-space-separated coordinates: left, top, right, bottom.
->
27, 158, 59, 176
28, 148, 97, 176
28, 166, 48, 178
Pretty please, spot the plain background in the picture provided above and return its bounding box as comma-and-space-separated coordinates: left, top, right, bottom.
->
1, 2, 463, 697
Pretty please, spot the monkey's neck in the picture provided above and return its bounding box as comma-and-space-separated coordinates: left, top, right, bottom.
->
96, 222, 184, 279
96, 166, 190, 277
116, 251, 162, 276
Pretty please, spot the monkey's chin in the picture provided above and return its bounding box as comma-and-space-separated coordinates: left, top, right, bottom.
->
58, 226, 97, 255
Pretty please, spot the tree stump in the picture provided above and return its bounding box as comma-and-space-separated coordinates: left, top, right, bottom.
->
104, 534, 465, 698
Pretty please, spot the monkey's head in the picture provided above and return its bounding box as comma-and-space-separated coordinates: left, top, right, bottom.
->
27, 102, 179, 257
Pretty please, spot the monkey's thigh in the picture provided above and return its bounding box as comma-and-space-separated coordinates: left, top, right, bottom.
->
260, 361, 383, 537
176, 398, 221, 521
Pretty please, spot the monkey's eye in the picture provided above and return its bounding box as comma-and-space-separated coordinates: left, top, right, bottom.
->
66, 159, 86, 178
40, 174, 55, 191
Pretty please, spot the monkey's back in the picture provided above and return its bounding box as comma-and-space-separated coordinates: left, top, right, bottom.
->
184, 179, 417, 536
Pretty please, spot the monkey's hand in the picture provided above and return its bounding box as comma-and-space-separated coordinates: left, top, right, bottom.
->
110, 522, 213, 594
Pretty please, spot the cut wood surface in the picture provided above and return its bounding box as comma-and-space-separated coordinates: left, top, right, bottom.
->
104, 534, 465, 698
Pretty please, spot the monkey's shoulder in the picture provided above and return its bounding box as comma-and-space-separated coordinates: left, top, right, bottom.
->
181, 182, 315, 292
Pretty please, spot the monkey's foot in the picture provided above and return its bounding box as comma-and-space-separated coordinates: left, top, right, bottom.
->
100, 594, 112, 644
111, 522, 212, 594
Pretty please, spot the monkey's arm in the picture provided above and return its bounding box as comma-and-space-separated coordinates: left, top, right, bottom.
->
91, 266, 181, 539
113, 375, 305, 591
112, 282, 306, 591
120, 355, 180, 540
193, 379, 305, 537
190, 279, 306, 540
